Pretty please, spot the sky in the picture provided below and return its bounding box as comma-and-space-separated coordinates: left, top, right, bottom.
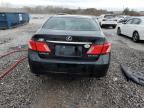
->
0, 0, 144, 11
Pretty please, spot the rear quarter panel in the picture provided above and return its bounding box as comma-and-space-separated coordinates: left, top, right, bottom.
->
137, 25, 144, 40
117, 24, 125, 35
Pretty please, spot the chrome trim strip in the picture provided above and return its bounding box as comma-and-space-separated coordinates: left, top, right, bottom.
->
46, 40, 92, 45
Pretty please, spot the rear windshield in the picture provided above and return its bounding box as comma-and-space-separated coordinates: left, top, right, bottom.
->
42, 17, 99, 31
104, 15, 115, 19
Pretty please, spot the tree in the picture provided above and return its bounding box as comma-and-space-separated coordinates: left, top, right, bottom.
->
123, 8, 130, 15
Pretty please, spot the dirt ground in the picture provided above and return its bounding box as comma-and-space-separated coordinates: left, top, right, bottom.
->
0, 14, 144, 108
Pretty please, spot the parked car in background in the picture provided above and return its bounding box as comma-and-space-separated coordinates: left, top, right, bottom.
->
117, 17, 144, 42
117, 16, 131, 24
28, 15, 111, 78
98, 14, 117, 28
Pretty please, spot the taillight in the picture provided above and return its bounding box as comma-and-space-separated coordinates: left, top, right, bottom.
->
28, 40, 51, 52
35, 42, 51, 52
101, 43, 111, 54
28, 40, 37, 50
87, 43, 111, 55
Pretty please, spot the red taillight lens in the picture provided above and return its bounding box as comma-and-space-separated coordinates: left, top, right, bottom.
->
101, 43, 111, 54
87, 43, 111, 55
35, 42, 51, 52
28, 40, 51, 52
87, 44, 103, 55
28, 40, 37, 50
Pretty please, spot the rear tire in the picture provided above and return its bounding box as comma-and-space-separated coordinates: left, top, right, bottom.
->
91, 72, 107, 78
28, 59, 41, 75
29, 65, 40, 75
91, 69, 108, 78
132, 32, 140, 42
117, 28, 121, 36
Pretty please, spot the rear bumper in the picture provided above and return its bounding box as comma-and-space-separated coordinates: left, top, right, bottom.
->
101, 24, 117, 27
101, 21, 117, 26
28, 50, 111, 77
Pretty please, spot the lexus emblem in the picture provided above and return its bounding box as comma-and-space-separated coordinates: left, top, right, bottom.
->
66, 36, 72, 41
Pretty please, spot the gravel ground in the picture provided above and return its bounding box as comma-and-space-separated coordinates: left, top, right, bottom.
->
0, 15, 144, 108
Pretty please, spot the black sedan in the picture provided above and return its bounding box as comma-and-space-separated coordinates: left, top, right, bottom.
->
28, 15, 111, 77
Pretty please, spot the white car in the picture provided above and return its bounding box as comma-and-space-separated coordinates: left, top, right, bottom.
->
98, 14, 117, 28
117, 17, 144, 42
116, 15, 130, 23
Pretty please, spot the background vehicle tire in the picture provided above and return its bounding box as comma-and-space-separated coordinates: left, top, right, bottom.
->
117, 28, 121, 36
132, 31, 140, 42
112, 26, 116, 29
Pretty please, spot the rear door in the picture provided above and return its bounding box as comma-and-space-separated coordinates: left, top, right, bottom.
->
129, 18, 141, 38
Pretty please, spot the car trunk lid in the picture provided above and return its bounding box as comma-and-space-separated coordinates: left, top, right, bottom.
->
32, 29, 107, 61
